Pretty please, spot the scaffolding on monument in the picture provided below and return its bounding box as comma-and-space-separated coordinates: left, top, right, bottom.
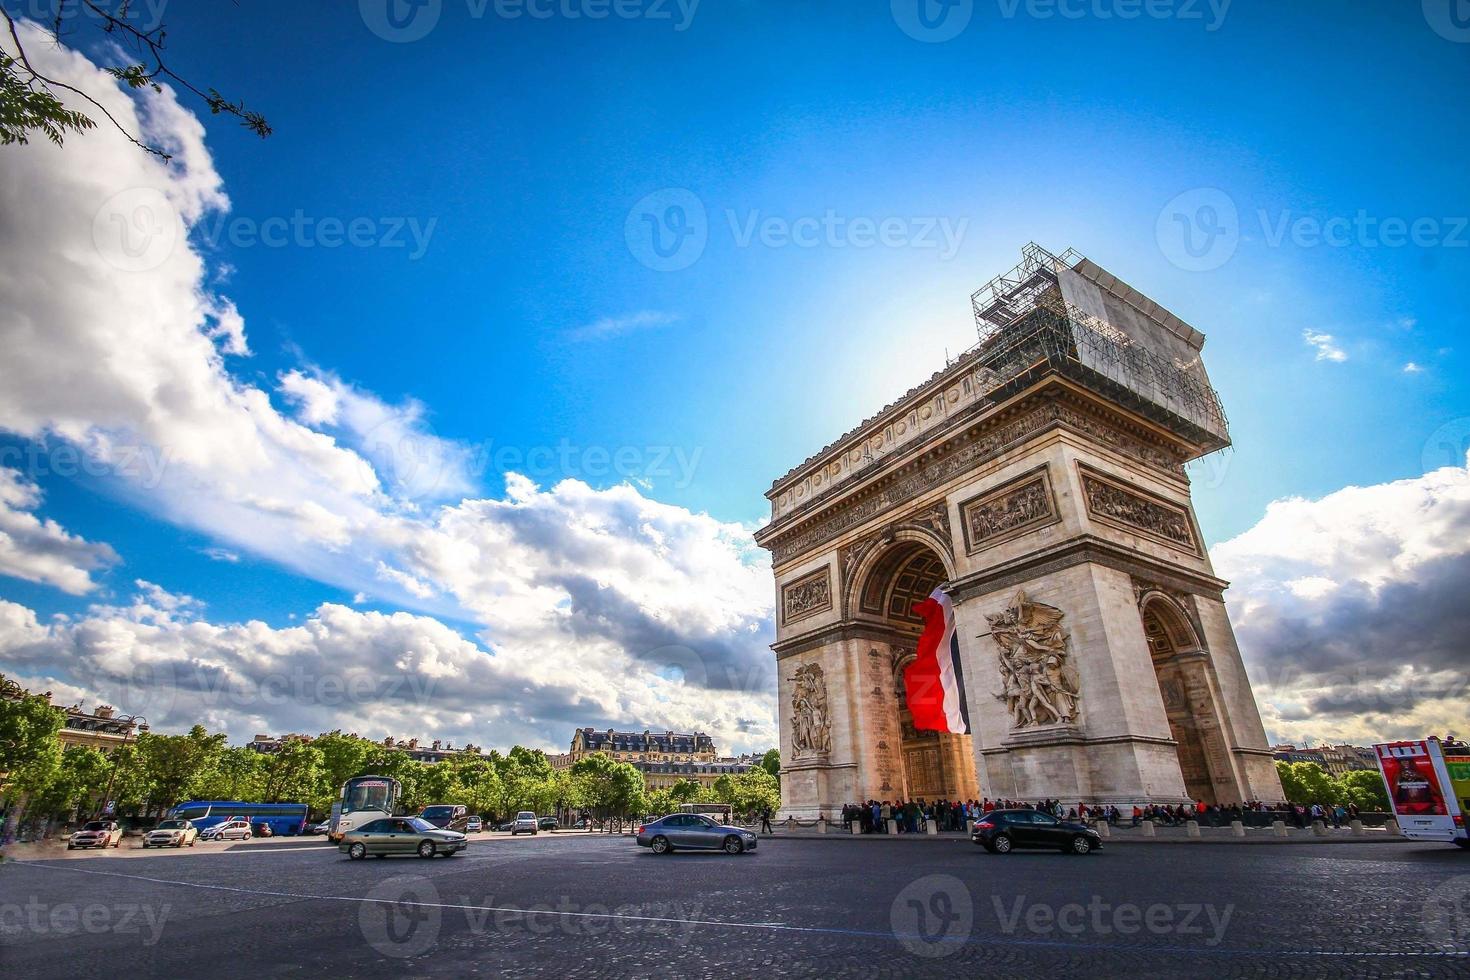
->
966, 244, 1230, 449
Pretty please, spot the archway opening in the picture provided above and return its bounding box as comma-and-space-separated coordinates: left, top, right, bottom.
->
860, 541, 980, 805
1142, 597, 1218, 804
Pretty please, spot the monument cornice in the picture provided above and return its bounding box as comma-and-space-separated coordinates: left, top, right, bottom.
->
755, 382, 1192, 568
771, 620, 918, 661
944, 534, 1229, 603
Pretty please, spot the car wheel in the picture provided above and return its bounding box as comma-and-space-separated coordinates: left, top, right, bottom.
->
417, 840, 436, 859
67, 844, 74, 850
723, 835, 744, 855
531, 830, 538, 836
142, 843, 149, 849
1070, 836, 1093, 855
992, 833, 1013, 854
348, 842, 367, 860
650, 835, 671, 854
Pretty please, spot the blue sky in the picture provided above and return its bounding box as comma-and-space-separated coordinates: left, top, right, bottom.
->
1, 1, 1467, 751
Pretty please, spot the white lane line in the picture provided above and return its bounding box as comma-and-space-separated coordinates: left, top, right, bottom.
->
9, 860, 1470, 959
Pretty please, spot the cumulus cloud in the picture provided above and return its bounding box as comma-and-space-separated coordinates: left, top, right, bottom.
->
0, 466, 118, 594
1214, 454, 1470, 746
1301, 329, 1347, 362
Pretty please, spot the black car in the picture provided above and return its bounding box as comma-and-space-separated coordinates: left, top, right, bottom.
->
971, 809, 1102, 855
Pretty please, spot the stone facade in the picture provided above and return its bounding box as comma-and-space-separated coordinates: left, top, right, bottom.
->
753, 246, 1283, 819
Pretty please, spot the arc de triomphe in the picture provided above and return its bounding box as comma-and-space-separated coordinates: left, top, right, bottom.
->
753, 245, 1283, 819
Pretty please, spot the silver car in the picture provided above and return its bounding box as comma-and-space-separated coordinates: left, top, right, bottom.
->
636, 814, 758, 854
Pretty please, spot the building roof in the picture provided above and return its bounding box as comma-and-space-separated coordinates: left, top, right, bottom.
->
577, 729, 716, 753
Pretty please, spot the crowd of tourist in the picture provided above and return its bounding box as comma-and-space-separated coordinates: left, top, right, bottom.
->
837, 797, 1366, 833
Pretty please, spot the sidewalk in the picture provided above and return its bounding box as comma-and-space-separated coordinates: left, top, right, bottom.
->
762, 822, 1412, 845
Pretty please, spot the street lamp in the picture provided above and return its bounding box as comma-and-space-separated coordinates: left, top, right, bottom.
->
95, 714, 148, 820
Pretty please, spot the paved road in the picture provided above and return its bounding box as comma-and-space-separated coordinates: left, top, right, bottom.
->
3, 834, 1469, 977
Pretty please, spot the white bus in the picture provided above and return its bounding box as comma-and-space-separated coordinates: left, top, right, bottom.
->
1374, 739, 1470, 847
330, 775, 402, 842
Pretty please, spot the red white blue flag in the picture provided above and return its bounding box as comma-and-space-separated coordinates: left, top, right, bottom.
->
903, 587, 970, 735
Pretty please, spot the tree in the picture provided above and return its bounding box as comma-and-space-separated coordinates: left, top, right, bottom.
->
1, 4, 269, 159
570, 753, 644, 827
134, 725, 227, 811
196, 746, 266, 803
1338, 769, 1390, 811
260, 740, 323, 804
760, 749, 780, 780
310, 731, 377, 813
0, 675, 64, 843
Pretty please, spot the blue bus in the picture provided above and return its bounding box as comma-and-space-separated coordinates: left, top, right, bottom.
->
168, 801, 310, 836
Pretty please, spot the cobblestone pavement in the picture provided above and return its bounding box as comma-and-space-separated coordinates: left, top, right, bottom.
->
3, 834, 1469, 978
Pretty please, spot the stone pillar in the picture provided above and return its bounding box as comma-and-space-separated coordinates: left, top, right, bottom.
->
925, 820, 937, 836
1096, 821, 1111, 838
1384, 818, 1401, 837
1230, 820, 1245, 837
886, 819, 898, 835
1140, 821, 1156, 837
817, 818, 826, 834
850, 821, 862, 836
1185, 820, 1200, 838
1349, 819, 1364, 835
1311, 820, 1328, 837
1272, 820, 1289, 837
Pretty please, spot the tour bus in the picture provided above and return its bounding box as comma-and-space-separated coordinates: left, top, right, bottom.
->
330, 775, 403, 842
1374, 738, 1470, 848
168, 801, 310, 836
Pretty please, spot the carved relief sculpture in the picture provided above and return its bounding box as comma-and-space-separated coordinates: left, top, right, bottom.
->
1080, 469, 1197, 552
791, 662, 832, 757
986, 590, 1082, 729
781, 569, 832, 624
960, 468, 1057, 552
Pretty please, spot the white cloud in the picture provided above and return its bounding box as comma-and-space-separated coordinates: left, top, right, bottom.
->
1301, 329, 1347, 362
1403, 362, 1424, 374
567, 310, 681, 342
0, 466, 117, 594
1213, 452, 1470, 746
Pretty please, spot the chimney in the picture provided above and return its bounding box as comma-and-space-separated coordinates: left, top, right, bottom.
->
384, 736, 395, 747
95, 705, 115, 719
408, 738, 419, 749
432, 739, 442, 751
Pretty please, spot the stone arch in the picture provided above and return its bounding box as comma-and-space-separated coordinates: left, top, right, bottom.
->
844, 527, 957, 623
1139, 591, 1232, 804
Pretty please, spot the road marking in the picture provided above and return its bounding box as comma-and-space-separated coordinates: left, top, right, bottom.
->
8, 861, 1468, 959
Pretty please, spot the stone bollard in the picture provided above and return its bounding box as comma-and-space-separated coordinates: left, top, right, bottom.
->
886, 818, 898, 835
966, 819, 976, 835
1349, 819, 1364, 835
1312, 820, 1329, 837
1230, 820, 1245, 838
1186, 820, 1201, 839
850, 821, 862, 836
1096, 821, 1111, 839
1140, 820, 1156, 838
925, 821, 937, 836
1385, 818, 1402, 837
1272, 819, 1289, 838
817, 818, 827, 834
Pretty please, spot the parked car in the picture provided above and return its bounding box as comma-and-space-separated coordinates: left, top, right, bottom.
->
142, 819, 198, 848
253, 822, 274, 837
970, 809, 1103, 855
307, 820, 332, 835
636, 813, 758, 855
465, 816, 483, 833
510, 811, 539, 836
420, 804, 470, 832
200, 819, 253, 841
68, 820, 124, 850
538, 816, 559, 831
340, 816, 467, 860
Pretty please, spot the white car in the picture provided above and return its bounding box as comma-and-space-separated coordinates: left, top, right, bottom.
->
307, 820, 332, 835
200, 819, 253, 841
143, 819, 199, 848
510, 811, 539, 836
68, 820, 124, 849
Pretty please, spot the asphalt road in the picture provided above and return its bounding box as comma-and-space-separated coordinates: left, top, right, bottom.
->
3, 834, 1469, 978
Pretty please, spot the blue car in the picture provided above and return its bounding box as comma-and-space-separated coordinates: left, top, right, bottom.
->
636, 813, 758, 855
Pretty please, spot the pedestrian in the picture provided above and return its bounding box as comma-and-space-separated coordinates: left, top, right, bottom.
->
760, 807, 773, 835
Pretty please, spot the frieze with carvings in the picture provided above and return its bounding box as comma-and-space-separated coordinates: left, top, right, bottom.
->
765, 395, 1184, 567
959, 467, 1058, 553
781, 568, 833, 625
1080, 467, 1198, 553
986, 590, 1082, 729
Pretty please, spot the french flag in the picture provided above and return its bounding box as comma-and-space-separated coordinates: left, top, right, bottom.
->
903, 587, 971, 735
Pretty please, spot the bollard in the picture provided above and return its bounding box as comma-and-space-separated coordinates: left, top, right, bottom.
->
1230, 820, 1245, 838
1312, 820, 1329, 837
850, 821, 862, 836
818, 818, 827, 834
1186, 820, 1201, 839
1140, 820, 1156, 837
886, 819, 898, 835
1349, 819, 1364, 835
1384, 818, 1401, 836
1272, 819, 1289, 838
966, 819, 976, 835
925, 821, 937, 836
1095, 821, 1111, 838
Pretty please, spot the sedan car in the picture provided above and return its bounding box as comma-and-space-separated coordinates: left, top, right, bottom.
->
465, 816, 483, 833
142, 819, 198, 848
637, 813, 758, 855
971, 809, 1102, 855
510, 811, 538, 836
307, 820, 332, 835
339, 816, 467, 860
68, 820, 124, 849
537, 816, 559, 831
199, 819, 253, 841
